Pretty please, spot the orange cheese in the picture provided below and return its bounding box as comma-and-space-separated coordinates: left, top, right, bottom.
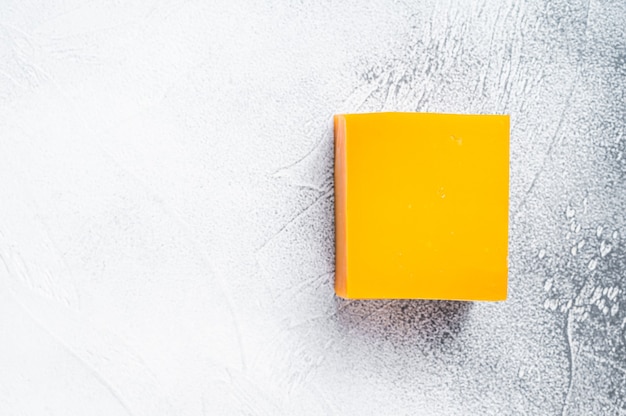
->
334, 112, 509, 300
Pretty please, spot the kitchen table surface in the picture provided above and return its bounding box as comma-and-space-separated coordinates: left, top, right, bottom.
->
0, 1, 624, 414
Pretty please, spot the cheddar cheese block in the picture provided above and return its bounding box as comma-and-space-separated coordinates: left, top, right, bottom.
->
334, 112, 509, 300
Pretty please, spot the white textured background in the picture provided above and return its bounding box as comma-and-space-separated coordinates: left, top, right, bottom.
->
1, 1, 625, 415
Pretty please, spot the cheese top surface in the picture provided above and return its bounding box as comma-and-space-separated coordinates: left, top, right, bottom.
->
334, 112, 509, 300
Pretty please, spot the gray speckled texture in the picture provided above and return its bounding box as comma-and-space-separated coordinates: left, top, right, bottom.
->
0, 1, 624, 415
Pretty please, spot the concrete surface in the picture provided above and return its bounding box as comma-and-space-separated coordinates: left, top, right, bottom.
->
0, 0, 624, 415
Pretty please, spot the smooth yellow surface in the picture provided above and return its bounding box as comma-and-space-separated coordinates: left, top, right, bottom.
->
334, 112, 509, 300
